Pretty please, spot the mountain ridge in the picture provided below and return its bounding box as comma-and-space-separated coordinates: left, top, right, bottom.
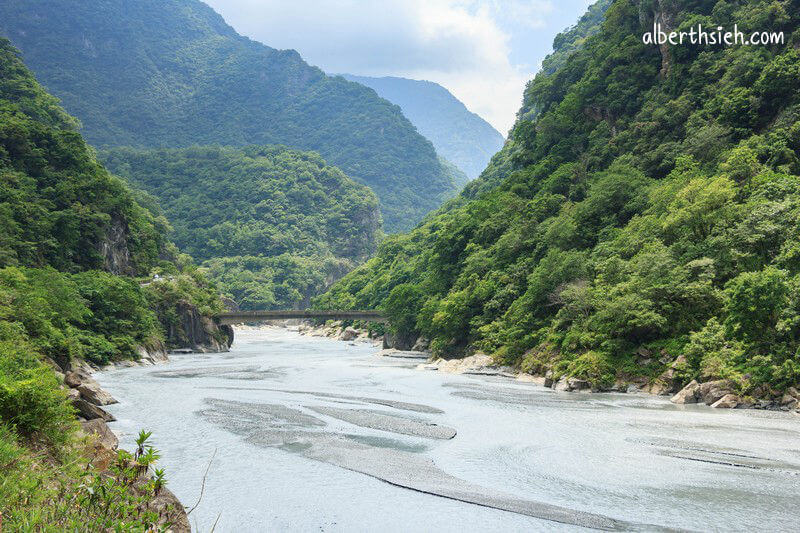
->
0, 0, 457, 232
341, 73, 505, 182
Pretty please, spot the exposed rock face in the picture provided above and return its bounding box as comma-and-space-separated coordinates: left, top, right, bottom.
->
146, 487, 191, 533
164, 302, 234, 353
382, 330, 417, 351
99, 215, 134, 275
137, 342, 169, 364
671, 380, 700, 404
411, 337, 430, 352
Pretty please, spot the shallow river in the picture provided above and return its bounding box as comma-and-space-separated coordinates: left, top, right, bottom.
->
97, 327, 800, 532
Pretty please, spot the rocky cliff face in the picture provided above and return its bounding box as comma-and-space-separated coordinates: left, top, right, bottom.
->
164, 302, 234, 353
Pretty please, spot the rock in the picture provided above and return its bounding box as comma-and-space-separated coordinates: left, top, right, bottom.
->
339, 327, 359, 341
81, 418, 119, 450
67, 388, 81, 401
780, 393, 798, 409
711, 394, 739, 409
648, 381, 671, 396
567, 378, 590, 391
72, 398, 115, 422
671, 380, 700, 404
626, 384, 640, 394
698, 380, 732, 405
543, 370, 555, 388
553, 379, 570, 392
637, 347, 652, 357
137, 343, 169, 364
145, 486, 191, 532
64, 371, 82, 388
411, 337, 430, 352
78, 382, 118, 406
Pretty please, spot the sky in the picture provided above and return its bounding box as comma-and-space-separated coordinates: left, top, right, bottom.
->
202, 0, 596, 135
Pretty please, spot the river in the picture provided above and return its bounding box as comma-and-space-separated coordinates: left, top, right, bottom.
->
97, 327, 800, 532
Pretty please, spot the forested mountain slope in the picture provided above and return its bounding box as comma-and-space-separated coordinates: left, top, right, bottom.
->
317, 0, 800, 400
0, 37, 226, 528
102, 146, 381, 309
0, 0, 457, 231
342, 74, 505, 182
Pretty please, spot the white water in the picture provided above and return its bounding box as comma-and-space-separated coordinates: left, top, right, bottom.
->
97, 328, 800, 532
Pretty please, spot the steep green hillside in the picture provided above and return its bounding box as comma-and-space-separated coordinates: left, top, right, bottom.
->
0, 37, 219, 528
342, 74, 505, 182
0, 0, 457, 232
102, 145, 381, 309
317, 0, 800, 399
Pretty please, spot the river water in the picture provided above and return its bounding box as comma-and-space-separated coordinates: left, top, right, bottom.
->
97, 327, 800, 532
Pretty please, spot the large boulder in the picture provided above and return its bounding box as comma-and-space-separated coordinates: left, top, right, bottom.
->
670, 380, 700, 404
64, 371, 82, 388
81, 419, 119, 450
78, 381, 118, 406
72, 398, 115, 422
711, 394, 739, 409
698, 380, 732, 405
339, 327, 359, 341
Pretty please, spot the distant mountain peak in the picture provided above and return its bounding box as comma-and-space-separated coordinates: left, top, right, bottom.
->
341, 74, 505, 182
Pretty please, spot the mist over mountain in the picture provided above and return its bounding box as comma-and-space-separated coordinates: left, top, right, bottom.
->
342, 74, 505, 182
0, 0, 457, 232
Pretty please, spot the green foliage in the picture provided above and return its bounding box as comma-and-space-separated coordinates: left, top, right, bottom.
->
0, 425, 178, 531
318, 0, 800, 393
102, 145, 382, 309
0, 1, 458, 231
0, 39, 168, 275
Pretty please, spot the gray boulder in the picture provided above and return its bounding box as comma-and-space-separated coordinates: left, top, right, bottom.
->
81, 419, 119, 450
78, 382, 118, 406
670, 380, 700, 404
698, 380, 732, 405
711, 394, 739, 409
72, 398, 116, 422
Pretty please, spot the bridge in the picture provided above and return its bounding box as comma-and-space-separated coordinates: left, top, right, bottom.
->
215, 309, 387, 325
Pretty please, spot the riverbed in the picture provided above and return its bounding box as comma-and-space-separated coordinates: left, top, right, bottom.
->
97, 327, 800, 532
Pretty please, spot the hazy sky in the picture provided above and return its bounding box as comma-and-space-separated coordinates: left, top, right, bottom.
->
202, 0, 596, 134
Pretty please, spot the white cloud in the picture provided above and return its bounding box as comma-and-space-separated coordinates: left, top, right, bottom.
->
202, 0, 538, 134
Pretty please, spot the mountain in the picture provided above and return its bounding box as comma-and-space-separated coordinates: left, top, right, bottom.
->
342, 74, 505, 182
0, 0, 457, 232
317, 0, 800, 401
0, 37, 222, 528
102, 145, 382, 309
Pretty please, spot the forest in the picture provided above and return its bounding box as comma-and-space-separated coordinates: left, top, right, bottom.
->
102, 145, 382, 309
0, 0, 458, 232
0, 38, 224, 528
316, 0, 800, 399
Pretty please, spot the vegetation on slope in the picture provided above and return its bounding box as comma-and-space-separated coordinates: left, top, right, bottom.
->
342, 74, 505, 181
0, 37, 219, 527
317, 0, 800, 398
102, 145, 382, 309
0, 0, 458, 231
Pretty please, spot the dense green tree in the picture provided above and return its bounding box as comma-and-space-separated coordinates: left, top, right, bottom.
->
0, 0, 459, 231
317, 0, 800, 396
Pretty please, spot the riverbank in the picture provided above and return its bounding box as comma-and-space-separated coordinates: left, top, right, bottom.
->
296, 321, 800, 415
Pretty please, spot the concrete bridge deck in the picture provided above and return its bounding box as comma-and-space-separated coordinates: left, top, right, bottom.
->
216, 310, 387, 325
